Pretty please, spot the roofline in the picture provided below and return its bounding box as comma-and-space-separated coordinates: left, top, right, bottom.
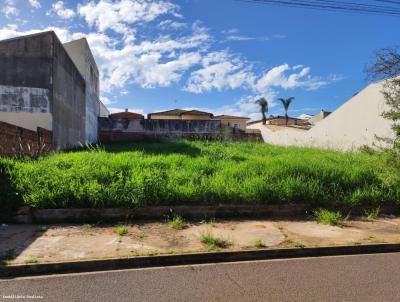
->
148, 109, 213, 117
0, 30, 55, 44
63, 37, 99, 75
214, 115, 250, 120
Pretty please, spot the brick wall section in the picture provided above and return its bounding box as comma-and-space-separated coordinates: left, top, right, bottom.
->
0, 121, 52, 157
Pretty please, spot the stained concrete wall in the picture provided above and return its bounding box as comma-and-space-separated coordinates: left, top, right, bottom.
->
0, 85, 52, 130
52, 34, 86, 149
251, 81, 395, 151
64, 38, 100, 144
0, 32, 53, 90
99, 118, 222, 133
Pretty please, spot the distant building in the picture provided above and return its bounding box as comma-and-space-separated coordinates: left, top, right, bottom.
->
148, 109, 214, 120
99, 101, 110, 118
297, 113, 314, 120
214, 115, 249, 131
307, 110, 331, 125
0, 31, 106, 149
110, 109, 144, 120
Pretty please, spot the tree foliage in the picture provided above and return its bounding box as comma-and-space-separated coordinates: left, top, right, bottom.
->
367, 48, 400, 154
256, 97, 269, 125
278, 97, 295, 125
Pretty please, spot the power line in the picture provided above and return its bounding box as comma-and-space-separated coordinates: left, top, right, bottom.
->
235, 0, 400, 17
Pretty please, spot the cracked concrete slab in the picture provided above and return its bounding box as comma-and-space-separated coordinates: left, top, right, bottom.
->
1, 217, 400, 265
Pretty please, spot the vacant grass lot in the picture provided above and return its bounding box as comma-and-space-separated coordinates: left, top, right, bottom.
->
1, 140, 399, 209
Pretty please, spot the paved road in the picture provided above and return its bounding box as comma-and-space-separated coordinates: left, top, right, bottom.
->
1, 253, 400, 301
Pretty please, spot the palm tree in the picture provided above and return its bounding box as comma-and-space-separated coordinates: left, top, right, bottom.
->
255, 98, 269, 125
278, 97, 295, 126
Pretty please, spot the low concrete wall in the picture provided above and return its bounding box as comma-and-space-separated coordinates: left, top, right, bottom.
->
98, 118, 262, 142
0, 120, 52, 157
99, 118, 223, 134
16, 204, 306, 223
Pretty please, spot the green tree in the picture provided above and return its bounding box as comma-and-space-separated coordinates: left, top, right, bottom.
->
278, 97, 295, 126
255, 98, 269, 125
367, 48, 400, 154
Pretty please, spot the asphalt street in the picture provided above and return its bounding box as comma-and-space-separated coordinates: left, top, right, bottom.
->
1, 253, 400, 301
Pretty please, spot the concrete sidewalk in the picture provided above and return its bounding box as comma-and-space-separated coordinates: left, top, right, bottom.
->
1, 217, 400, 265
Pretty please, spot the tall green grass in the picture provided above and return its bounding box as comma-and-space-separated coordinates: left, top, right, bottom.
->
1, 140, 399, 209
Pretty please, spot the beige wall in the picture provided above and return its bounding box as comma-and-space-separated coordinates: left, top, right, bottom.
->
0, 112, 52, 131
251, 81, 395, 151
149, 115, 180, 120
150, 114, 212, 120
219, 118, 247, 130
181, 114, 212, 120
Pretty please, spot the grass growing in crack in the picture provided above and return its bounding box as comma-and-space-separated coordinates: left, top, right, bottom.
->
0, 249, 15, 266
24, 256, 38, 264
168, 216, 186, 230
254, 239, 266, 248
199, 232, 232, 248
285, 239, 306, 248
314, 209, 347, 226
115, 225, 128, 236
363, 208, 380, 221
82, 223, 93, 229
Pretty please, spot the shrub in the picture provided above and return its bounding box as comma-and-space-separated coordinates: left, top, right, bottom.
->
115, 225, 128, 236
363, 208, 380, 221
199, 232, 232, 248
0, 158, 22, 219
254, 239, 266, 248
168, 216, 186, 230
314, 209, 346, 226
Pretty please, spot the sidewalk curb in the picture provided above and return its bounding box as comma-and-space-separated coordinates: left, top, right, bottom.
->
2, 244, 400, 279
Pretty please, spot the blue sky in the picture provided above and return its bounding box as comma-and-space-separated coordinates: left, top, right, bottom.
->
1, 0, 399, 120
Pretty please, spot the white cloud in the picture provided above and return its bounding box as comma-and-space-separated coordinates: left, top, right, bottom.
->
158, 20, 186, 30
29, 0, 40, 9
254, 64, 333, 93
184, 51, 254, 93
78, 0, 179, 39
226, 35, 255, 41
51, 1, 75, 19
2, 4, 18, 17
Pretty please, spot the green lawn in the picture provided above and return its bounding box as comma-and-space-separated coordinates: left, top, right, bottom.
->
1, 140, 399, 210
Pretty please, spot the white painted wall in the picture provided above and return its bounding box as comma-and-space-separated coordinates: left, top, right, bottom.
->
64, 38, 100, 144
250, 81, 395, 151
0, 112, 52, 131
